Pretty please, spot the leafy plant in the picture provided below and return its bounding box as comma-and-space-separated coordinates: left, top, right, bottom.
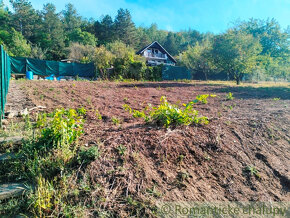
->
36, 108, 84, 148
124, 96, 208, 128
95, 109, 102, 120
77, 107, 87, 116
226, 92, 234, 100
191, 94, 217, 104
117, 145, 126, 156
111, 116, 121, 125
245, 165, 261, 179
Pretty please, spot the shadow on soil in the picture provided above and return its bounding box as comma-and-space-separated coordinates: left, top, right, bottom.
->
118, 82, 195, 88
119, 82, 290, 100
212, 86, 290, 100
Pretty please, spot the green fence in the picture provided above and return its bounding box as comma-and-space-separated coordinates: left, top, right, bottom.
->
0, 45, 11, 119
162, 65, 191, 80
10, 57, 95, 77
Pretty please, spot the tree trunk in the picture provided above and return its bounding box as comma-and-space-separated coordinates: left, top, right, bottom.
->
204, 71, 208, 81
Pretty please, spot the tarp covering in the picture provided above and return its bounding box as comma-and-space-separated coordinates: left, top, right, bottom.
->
10, 57, 95, 77
0, 45, 11, 117
162, 65, 191, 80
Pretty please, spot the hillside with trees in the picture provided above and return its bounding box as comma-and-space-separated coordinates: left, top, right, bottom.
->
0, 0, 289, 82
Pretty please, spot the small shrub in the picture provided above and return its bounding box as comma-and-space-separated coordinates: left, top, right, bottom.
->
226, 92, 234, 100
36, 108, 84, 148
124, 96, 208, 128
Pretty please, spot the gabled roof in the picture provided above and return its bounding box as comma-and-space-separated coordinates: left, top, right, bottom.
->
136, 41, 177, 63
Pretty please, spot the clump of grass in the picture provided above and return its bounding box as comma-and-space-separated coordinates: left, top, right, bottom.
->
123, 96, 208, 128
273, 97, 280, 101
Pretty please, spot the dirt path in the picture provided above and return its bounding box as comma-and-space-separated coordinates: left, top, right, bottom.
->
5, 80, 35, 113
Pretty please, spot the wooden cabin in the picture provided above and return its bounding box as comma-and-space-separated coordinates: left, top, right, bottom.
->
136, 41, 177, 66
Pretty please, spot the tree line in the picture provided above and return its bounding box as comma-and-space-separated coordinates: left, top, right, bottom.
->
0, 0, 289, 83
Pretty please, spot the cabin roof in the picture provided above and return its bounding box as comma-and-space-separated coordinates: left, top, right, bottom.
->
136, 41, 177, 63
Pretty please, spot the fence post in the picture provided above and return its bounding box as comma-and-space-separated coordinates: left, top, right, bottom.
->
0, 45, 3, 128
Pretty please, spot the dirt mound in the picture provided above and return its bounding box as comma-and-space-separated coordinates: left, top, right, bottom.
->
20, 81, 290, 215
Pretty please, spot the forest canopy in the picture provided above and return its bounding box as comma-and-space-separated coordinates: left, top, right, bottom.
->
0, 0, 289, 82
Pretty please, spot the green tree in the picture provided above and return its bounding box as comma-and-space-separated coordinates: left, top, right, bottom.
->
94, 15, 116, 44
107, 41, 146, 79
8, 29, 31, 56
9, 0, 40, 42
67, 28, 97, 46
93, 46, 114, 79
67, 43, 94, 63
212, 30, 262, 85
180, 39, 216, 80
62, 3, 81, 32
41, 3, 65, 59
114, 8, 137, 46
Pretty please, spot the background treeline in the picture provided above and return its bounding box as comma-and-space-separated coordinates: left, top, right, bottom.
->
0, 0, 289, 83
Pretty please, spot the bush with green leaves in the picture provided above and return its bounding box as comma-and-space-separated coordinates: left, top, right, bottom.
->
123, 96, 209, 128
36, 108, 84, 148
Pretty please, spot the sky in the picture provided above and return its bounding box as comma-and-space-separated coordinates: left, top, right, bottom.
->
3, 0, 290, 33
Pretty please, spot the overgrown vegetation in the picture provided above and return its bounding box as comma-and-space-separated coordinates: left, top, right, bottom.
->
123, 96, 209, 128
0, 108, 102, 216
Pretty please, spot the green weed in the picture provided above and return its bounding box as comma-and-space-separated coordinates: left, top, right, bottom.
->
124, 96, 208, 128
111, 116, 121, 125
117, 145, 126, 156
226, 92, 234, 100
245, 166, 261, 179
95, 109, 102, 120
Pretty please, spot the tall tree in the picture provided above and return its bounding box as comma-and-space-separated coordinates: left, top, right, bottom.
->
41, 3, 65, 59
212, 30, 262, 84
114, 8, 137, 46
164, 32, 179, 56
94, 15, 115, 44
179, 39, 216, 80
9, 0, 40, 41
62, 3, 81, 32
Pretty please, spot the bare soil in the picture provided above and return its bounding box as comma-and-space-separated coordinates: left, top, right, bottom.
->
10, 80, 290, 215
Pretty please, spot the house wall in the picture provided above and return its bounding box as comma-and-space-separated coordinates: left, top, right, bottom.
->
142, 48, 175, 66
